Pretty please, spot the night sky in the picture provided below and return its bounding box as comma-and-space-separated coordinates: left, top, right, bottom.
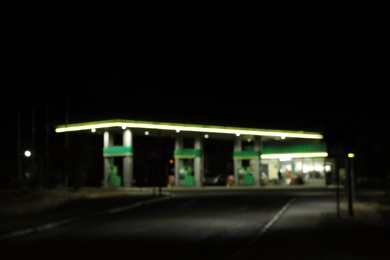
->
3, 1, 390, 152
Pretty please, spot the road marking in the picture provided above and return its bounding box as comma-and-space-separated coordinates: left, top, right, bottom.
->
231, 197, 297, 259
0, 193, 174, 240
0, 218, 76, 240
260, 197, 296, 236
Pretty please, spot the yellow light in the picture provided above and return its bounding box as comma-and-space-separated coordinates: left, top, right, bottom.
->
55, 119, 323, 140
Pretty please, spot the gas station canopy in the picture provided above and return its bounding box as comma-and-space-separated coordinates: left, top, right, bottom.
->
55, 119, 323, 141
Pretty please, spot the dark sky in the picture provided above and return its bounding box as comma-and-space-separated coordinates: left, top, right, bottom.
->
3, 1, 389, 132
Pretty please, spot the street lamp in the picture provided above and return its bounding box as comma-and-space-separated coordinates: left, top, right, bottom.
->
24, 150, 32, 158
23, 149, 42, 187
24, 149, 32, 180
347, 153, 355, 217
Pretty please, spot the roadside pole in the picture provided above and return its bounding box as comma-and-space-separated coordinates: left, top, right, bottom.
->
347, 154, 355, 217
336, 163, 340, 218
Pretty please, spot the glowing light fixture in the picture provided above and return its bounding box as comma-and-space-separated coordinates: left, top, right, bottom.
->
55, 119, 323, 140
279, 156, 292, 161
24, 150, 31, 157
261, 152, 328, 160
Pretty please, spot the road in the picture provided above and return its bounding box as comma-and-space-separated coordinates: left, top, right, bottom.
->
0, 188, 332, 259
1, 187, 389, 259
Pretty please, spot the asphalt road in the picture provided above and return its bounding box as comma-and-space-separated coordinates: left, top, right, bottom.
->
1, 187, 389, 259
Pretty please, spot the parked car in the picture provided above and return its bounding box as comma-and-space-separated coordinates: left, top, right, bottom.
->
202, 172, 227, 186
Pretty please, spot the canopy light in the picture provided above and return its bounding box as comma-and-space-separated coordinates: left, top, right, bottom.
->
55, 119, 323, 140
261, 152, 328, 160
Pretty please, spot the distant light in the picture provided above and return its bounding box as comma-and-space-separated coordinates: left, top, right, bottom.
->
280, 135, 286, 140
24, 150, 31, 157
91, 128, 96, 133
176, 129, 180, 133
204, 134, 209, 138
246, 138, 252, 142
236, 133, 240, 136
348, 153, 355, 158
145, 131, 149, 136
122, 126, 126, 130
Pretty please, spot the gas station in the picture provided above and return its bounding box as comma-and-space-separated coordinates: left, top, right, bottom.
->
55, 119, 331, 188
